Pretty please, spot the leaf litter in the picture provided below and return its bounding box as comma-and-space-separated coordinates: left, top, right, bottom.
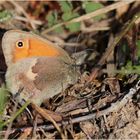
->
0, 1, 139, 139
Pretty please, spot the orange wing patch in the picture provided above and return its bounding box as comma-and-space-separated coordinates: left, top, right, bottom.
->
28, 38, 60, 57
13, 38, 60, 62
13, 39, 29, 62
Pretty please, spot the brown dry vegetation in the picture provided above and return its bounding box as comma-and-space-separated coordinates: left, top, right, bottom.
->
0, 1, 140, 139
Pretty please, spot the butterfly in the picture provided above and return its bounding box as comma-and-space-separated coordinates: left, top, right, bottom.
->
2, 30, 78, 105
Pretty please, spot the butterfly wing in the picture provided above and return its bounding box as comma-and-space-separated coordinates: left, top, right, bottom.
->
6, 57, 78, 105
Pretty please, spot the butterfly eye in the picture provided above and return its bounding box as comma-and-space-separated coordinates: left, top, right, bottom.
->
16, 40, 24, 48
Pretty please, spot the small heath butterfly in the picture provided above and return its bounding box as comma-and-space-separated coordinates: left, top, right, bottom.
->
2, 30, 78, 105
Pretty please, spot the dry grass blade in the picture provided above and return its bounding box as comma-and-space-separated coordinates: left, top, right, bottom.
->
88, 12, 140, 81
31, 103, 66, 140
4, 103, 18, 139
0, 100, 31, 128
69, 0, 135, 23
8, 0, 36, 29
42, 0, 135, 34
18, 128, 32, 139
14, 16, 42, 25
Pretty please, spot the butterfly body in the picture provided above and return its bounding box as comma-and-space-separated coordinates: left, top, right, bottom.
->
2, 30, 78, 105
